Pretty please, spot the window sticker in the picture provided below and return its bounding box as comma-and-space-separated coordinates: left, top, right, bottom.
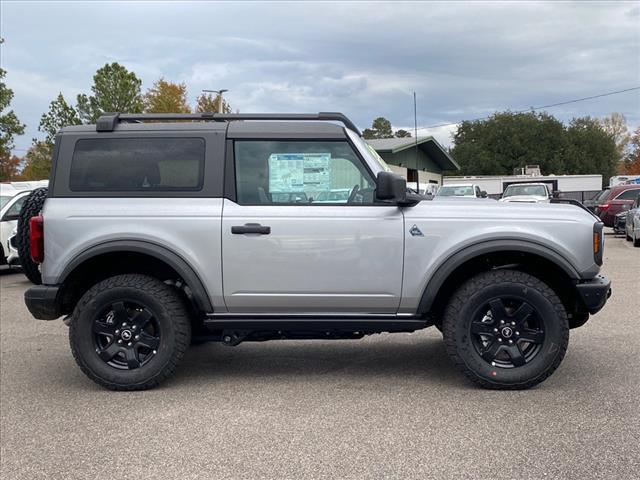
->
268, 153, 331, 193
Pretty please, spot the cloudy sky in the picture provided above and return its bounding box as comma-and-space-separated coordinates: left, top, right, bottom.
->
2, 1, 639, 153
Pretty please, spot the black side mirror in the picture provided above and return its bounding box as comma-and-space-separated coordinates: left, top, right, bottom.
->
376, 171, 406, 202
480, 191, 488, 198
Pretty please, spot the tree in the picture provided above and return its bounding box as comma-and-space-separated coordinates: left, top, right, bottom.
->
619, 127, 640, 175
20, 142, 53, 180
451, 111, 567, 176
394, 129, 412, 138
76, 63, 143, 123
0, 39, 26, 158
38, 93, 81, 144
363, 117, 394, 139
144, 78, 191, 113
0, 153, 23, 181
195, 92, 231, 114
600, 112, 630, 160
564, 117, 618, 182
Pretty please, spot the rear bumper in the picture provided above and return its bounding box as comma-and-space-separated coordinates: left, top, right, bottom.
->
24, 285, 61, 320
576, 276, 611, 314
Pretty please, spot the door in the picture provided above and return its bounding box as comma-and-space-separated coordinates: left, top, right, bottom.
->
222, 139, 404, 314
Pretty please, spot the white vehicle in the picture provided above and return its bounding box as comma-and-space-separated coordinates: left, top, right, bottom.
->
499, 183, 551, 204
435, 183, 487, 198
0, 182, 49, 265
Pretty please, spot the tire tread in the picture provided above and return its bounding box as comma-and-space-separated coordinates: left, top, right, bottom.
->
442, 269, 569, 390
69, 274, 191, 391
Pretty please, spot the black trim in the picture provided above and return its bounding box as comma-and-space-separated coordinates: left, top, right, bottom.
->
96, 112, 120, 132
51, 130, 225, 198
418, 240, 581, 313
58, 240, 213, 312
223, 139, 236, 202
550, 197, 600, 220
204, 317, 426, 332
97, 112, 361, 136
24, 285, 61, 320
575, 276, 611, 314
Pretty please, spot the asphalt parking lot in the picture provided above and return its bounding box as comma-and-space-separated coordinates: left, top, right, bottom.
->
1, 232, 638, 480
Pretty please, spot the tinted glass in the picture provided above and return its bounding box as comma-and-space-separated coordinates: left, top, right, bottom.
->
70, 138, 205, 192
4, 195, 27, 217
0, 196, 12, 210
437, 185, 474, 196
503, 185, 547, 197
616, 188, 640, 200
234, 141, 375, 205
594, 189, 611, 202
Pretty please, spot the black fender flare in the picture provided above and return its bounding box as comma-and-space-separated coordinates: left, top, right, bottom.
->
59, 240, 213, 312
417, 239, 580, 314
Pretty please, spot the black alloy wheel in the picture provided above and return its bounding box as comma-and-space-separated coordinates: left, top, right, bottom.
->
442, 269, 569, 390
93, 300, 161, 370
469, 297, 545, 368
70, 274, 191, 390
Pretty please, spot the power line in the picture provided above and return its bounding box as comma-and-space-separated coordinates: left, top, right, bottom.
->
414, 86, 640, 132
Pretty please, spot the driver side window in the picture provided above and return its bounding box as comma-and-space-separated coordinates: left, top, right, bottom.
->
234, 140, 375, 205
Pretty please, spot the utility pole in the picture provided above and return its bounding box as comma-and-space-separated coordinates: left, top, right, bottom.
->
414, 92, 419, 191
202, 89, 228, 113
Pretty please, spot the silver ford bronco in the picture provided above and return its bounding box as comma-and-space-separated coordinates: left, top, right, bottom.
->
24, 112, 611, 390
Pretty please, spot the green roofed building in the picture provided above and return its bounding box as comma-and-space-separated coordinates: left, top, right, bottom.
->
366, 137, 459, 194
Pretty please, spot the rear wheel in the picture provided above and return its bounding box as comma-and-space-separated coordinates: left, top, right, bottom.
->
17, 187, 48, 284
69, 274, 191, 390
442, 270, 568, 390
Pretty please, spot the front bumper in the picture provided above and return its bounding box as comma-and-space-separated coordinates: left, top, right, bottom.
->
576, 276, 611, 314
24, 285, 61, 320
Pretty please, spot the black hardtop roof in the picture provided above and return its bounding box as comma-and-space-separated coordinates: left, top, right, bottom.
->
85, 112, 360, 136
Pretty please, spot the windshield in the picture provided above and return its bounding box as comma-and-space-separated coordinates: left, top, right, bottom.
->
347, 131, 392, 172
503, 185, 548, 197
437, 185, 474, 197
0, 195, 13, 210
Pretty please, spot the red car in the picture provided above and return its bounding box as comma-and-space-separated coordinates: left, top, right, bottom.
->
593, 184, 640, 227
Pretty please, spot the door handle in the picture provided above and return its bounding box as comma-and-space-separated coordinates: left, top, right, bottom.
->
231, 223, 271, 235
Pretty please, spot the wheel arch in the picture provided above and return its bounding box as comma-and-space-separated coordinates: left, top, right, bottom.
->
58, 240, 213, 314
418, 240, 582, 318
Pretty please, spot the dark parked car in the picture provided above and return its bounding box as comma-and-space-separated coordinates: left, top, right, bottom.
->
613, 211, 627, 235
592, 184, 640, 227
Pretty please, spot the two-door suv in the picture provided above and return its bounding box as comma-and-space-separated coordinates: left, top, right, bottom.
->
24, 112, 611, 390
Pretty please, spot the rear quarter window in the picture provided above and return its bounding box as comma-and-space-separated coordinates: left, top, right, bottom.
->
615, 188, 640, 200
69, 137, 205, 192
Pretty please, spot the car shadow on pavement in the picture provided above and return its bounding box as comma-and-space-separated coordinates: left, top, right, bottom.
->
0, 266, 24, 277
169, 333, 468, 389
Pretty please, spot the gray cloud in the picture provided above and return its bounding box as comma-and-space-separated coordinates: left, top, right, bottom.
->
2, 1, 639, 152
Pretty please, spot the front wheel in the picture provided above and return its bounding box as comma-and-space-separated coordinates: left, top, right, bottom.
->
69, 274, 191, 390
442, 270, 568, 390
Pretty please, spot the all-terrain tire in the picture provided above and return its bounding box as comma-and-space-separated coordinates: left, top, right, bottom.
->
17, 187, 48, 284
69, 274, 191, 390
442, 270, 569, 390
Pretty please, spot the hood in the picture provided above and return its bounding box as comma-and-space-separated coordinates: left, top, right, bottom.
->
407, 196, 594, 223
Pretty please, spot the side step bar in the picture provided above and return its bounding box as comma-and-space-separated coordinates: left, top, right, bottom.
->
201, 316, 429, 346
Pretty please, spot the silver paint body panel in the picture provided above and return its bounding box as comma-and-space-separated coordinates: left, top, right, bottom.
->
221, 200, 404, 313
41, 124, 601, 316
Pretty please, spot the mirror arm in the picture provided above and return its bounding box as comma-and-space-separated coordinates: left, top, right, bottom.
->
397, 192, 422, 207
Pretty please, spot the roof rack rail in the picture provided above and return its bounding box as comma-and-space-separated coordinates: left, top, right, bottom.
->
95, 112, 361, 135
